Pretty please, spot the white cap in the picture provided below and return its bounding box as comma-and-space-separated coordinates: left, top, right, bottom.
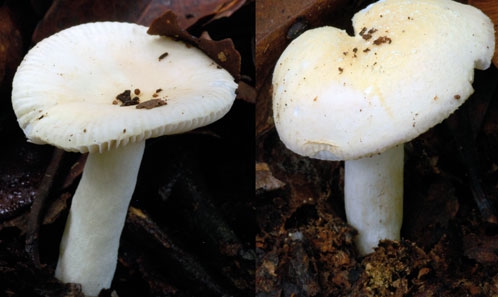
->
272, 0, 495, 160
12, 22, 237, 153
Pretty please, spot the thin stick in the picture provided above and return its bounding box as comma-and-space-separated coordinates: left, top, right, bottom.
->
25, 148, 64, 267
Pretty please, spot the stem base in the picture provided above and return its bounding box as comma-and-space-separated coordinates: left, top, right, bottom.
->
55, 141, 145, 296
344, 145, 404, 256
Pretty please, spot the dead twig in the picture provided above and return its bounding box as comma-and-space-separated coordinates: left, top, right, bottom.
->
25, 148, 65, 267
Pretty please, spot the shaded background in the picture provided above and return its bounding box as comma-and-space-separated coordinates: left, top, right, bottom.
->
3, 0, 498, 296
256, 0, 498, 296
0, 0, 255, 296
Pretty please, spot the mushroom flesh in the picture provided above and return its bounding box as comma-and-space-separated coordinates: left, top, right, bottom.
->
12, 22, 237, 296
272, 0, 495, 255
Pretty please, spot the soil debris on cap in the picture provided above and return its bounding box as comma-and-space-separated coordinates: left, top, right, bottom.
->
158, 52, 169, 61
359, 27, 378, 40
136, 98, 167, 109
373, 36, 392, 45
115, 90, 140, 106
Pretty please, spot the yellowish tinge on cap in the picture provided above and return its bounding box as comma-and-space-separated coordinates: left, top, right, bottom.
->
272, 0, 495, 160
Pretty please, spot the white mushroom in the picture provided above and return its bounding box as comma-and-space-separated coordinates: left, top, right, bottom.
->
12, 22, 237, 296
272, 0, 494, 255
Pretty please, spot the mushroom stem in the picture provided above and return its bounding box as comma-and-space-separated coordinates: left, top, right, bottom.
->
344, 145, 404, 256
55, 141, 145, 296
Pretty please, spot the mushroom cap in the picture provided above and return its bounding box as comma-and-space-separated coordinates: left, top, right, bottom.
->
12, 22, 237, 153
272, 0, 495, 161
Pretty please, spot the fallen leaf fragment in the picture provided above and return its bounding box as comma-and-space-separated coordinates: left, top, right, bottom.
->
148, 10, 241, 80
0, 4, 24, 91
186, 0, 247, 28
255, 162, 285, 192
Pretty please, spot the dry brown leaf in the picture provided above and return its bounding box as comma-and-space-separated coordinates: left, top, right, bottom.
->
147, 10, 241, 80
32, 0, 247, 43
255, 162, 285, 192
0, 5, 24, 91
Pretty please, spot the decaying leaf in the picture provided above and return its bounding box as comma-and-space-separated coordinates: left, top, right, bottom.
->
0, 4, 24, 91
166, 0, 247, 28
255, 162, 285, 192
147, 10, 241, 80
32, 0, 247, 44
